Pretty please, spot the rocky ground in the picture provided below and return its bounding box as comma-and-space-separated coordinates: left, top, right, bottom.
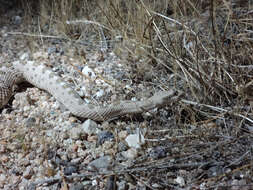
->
0, 4, 253, 190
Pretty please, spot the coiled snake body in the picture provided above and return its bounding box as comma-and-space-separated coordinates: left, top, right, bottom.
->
0, 61, 176, 121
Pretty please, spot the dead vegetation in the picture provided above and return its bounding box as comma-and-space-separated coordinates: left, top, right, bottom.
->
2, 0, 253, 189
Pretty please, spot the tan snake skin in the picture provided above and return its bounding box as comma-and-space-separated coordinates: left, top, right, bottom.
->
0, 61, 176, 121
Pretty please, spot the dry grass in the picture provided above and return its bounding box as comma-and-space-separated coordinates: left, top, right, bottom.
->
23, 0, 253, 125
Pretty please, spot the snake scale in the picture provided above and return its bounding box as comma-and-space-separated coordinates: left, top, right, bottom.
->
0, 61, 176, 121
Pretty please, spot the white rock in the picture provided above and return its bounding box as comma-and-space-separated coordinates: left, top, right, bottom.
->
125, 133, 145, 149
115, 35, 123, 42
23, 166, 34, 179
95, 89, 104, 98
12, 15, 21, 24
69, 127, 83, 140
121, 148, 138, 159
33, 51, 48, 59
175, 176, 185, 187
81, 119, 99, 135
23, 106, 31, 112
0, 174, 6, 182
92, 179, 98, 186
78, 86, 87, 97
20, 53, 29, 60
88, 156, 112, 170
118, 130, 128, 140
82, 66, 96, 79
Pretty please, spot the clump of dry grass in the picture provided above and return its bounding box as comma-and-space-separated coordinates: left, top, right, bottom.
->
20, 0, 253, 125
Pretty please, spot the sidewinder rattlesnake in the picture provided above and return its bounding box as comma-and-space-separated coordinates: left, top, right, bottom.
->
0, 61, 176, 121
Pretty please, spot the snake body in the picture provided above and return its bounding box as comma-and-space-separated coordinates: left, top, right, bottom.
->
0, 61, 175, 121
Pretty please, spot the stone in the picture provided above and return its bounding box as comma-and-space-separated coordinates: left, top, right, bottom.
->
82, 66, 96, 80
97, 131, 114, 145
64, 165, 78, 176
69, 127, 83, 140
125, 133, 145, 149
81, 119, 99, 135
149, 146, 166, 159
121, 148, 138, 159
88, 156, 112, 170
175, 176, 185, 187
23, 166, 34, 179
118, 130, 128, 140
